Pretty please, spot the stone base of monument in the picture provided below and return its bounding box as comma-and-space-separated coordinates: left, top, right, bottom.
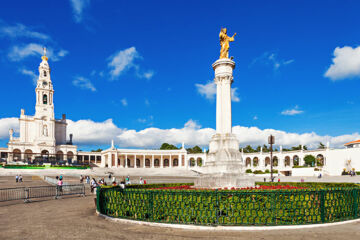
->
195, 173, 255, 189
194, 133, 255, 189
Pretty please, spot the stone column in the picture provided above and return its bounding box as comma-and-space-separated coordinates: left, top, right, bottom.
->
160, 155, 163, 168
169, 155, 172, 168
143, 155, 146, 168
134, 154, 137, 168
125, 154, 127, 168
152, 155, 154, 168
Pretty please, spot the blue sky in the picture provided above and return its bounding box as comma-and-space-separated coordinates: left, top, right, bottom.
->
0, 0, 360, 150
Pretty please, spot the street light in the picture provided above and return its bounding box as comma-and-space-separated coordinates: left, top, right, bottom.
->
268, 135, 275, 182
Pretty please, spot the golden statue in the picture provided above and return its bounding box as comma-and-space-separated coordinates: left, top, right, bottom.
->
219, 28, 236, 59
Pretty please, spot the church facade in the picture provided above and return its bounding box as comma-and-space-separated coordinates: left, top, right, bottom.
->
6, 50, 77, 163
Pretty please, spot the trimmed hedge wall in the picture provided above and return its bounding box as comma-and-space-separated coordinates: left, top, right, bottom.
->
3, 165, 45, 169
97, 182, 360, 226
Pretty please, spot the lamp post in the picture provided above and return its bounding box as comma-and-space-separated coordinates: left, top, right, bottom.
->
268, 135, 275, 182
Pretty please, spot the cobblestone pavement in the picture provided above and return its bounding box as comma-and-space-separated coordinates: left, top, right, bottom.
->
1, 176, 360, 240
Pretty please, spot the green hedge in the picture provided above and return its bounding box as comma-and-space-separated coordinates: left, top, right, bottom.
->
50, 165, 90, 169
3, 165, 45, 169
97, 183, 360, 226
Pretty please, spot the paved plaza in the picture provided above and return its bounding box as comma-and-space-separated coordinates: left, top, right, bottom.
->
0, 175, 360, 240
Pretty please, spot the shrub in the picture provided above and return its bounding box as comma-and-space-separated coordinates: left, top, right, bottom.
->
245, 169, 252, 173
265, 169, 270, 173
253, 170, 265, 174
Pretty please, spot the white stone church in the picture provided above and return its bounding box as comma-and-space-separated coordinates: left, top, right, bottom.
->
0, 50, 360, 176
5, 50, 77, 163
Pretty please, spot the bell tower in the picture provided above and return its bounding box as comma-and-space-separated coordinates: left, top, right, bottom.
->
35, 47, 54, 120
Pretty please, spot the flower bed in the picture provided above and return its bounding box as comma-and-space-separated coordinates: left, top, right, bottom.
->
150, 185, 306, 190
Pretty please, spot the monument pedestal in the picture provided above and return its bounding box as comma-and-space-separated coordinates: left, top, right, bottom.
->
194, 58, 255, 189
195, 133, 255, 188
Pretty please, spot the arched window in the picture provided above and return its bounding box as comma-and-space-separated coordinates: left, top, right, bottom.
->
245, 157, 251, 167
253, 157, 259, 167
136, 158, 140, 167
145, 159, 150, 167
43, 94, 47, 104
265, 157, 270, 167
293, 155, 299, 166
285, 156, 291, 166
173, 158, 178, 167
164, 159, 169, 167
154, 159, 160, 167
43, 71, 47, 77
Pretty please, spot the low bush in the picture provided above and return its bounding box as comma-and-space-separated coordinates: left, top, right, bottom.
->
245, 169, 252, 173
264, 169, 270, 173
253, 170, 265, 174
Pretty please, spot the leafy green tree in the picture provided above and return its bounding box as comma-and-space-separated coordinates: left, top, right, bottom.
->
160, 143, 178, 150
304, 155, 316, 166
318, 142, 326, 149
91, 148, 102, 152
262, 144, 270, 152
242, 145, 256, 153
186, 146, 203, 154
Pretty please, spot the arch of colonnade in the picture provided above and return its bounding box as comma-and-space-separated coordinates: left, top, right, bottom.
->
242, 150, 327, 169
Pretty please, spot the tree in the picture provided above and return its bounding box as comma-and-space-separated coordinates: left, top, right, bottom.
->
262, 144, 270, 152
304, 155, 316, 166
242, 145, 256, 153
187, 146, 203, 154
91, 148, 102, 152
160, 143, 178, 150
318, 142, 326, 149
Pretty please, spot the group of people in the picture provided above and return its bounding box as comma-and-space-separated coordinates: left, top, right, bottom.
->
79, 175, 90, 184
15, 175, 23, 183
86, 175, 147, 194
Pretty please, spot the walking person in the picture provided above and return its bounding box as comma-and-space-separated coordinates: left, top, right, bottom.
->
15, 175, 19, 183
19, 175, 23, 183
57, 176, 63, 197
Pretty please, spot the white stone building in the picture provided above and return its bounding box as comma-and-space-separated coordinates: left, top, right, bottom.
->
6, 50, 77, 163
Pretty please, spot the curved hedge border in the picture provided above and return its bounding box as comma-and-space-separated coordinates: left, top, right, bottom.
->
96, 183, 360, 226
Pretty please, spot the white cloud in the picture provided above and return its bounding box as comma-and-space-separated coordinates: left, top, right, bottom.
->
141, 70, 155, 80
120, 98, 128, 107
72, 76, 96, 92
145, 99, 150, 106
253, 116, 258, 120
251, 52, 294, 71
324, 46, 360, 81
281, 106, 304, 116
0, 118, 19, 139
0, 22, 50, 40
8, 43, 68, 62
195, 81, 240, 102
107, 47, 140, 79
1, 117, 358, 149
70, 0, 90, 23
67, 119, 122, 145
195, 82, 216, 100
20, 69, 37, 85
107, 47, 154, 80
231, 87, 240, 102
